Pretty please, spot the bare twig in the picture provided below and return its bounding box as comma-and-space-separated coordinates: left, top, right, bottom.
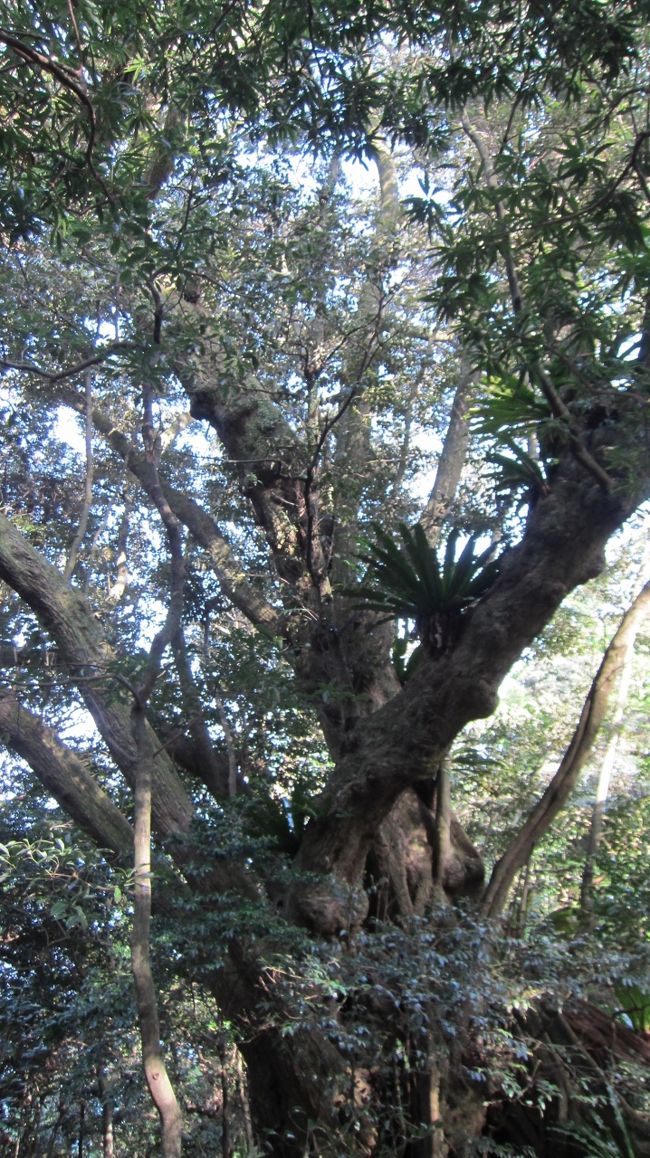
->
66, 0, 84, 60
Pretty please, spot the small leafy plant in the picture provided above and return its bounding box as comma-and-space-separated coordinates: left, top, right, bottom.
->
349, 522, 499, 656
488, 437, 552, 504
470, 376, 551, 439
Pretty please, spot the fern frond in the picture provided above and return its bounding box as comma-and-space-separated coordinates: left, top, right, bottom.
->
346, 523, 500, 639
489, 437, 550, 497
471, 378, 551, 438
399, 522, 443, 605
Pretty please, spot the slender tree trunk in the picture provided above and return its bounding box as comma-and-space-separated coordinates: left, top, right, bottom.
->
128, 375, 185, 1155
235, 1048, 255, 1154
131, 705, 183, 1157
579, 601, 639, 916
512, 859, 533, 936
78, 1100, 85, 1158
433, 758, 452, 901
218, 1036, 231, 1158
421, 370, 475, 545
44, 1098, 63, 1157
482, 578, 650, 918
97, 1070, 114, 1158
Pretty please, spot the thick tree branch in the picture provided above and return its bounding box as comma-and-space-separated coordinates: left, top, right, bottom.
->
169, 628, 234, 798
0, 344, 133, 383
0, 692, 133, 857
160, 483, 280, 632
171, 311, 311, 587
107, 503, 130, 601
0, 28, 97, 163
0, 512, 193, 838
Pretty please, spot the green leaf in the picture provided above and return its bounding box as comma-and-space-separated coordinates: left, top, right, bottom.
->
347, 522, 500, 646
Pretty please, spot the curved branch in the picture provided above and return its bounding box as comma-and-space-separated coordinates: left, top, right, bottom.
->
481, 576, 650, 919
168, 628, 233, 798
0, 344, 133, 383
290, 464, 643, 931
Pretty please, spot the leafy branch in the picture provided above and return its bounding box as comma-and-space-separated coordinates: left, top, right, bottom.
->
0, 27, 96, 160
0, 343, 133, 383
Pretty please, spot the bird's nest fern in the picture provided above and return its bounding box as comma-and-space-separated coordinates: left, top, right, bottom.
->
347, 522, 500, 657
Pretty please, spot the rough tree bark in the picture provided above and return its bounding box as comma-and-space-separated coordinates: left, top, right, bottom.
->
1, 327, 647, 1156
0, 692, 133, 857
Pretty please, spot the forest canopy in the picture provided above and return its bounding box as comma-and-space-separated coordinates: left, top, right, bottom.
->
0, 1, 649, 1155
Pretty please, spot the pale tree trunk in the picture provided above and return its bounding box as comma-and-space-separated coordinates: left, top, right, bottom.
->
433, 757, 452, 902
128, 380, 186, 1156
420, 369, 475, 546
103, 1101, 114, 1158
44, 1099, 63, 1158
131, 705, 183, 1158
579, 592, 643, 916
482, 577, 650, 919
77, 1100, 85, 1158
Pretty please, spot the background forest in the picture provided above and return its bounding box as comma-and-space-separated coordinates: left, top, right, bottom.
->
0, 1, 648, 1155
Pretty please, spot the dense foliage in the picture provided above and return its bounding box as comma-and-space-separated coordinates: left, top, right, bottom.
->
0, 1, 649, 1154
